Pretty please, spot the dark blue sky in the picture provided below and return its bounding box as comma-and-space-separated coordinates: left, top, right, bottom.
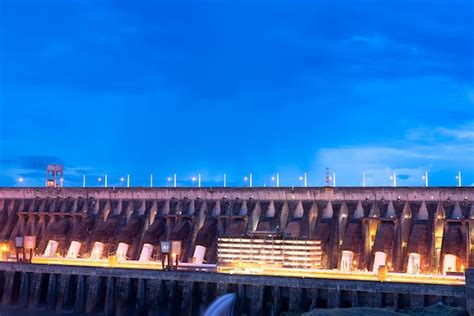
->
0, 0, 473, 187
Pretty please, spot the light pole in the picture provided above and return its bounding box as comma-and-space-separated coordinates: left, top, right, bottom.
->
362, 172, 366, 187
97, 177, 103, 187
244, 176, 249, 187
173, 174, 177, 188
167, 177, 172, 187
120, 177, 125, 187
271, 176, 276, 187
456, 171, 462, 187
249, 173, 253, 188
150, 174, 153, 188
198, 174, 201, 188
390, 172, 397, 187
327, 173, 336, 187
83, 175, 86, 188
127, 174, 130, 188
422, 172, 428, 187
223, 173, 227, 188
299, 173, 308, 187
104, 175, 108, 188
192, 176, 197, 187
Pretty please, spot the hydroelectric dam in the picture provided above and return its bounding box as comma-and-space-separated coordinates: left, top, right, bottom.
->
0, 186, 473, 315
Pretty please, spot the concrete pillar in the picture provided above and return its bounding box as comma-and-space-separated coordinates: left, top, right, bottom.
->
350, 290, 359, 307
116, 278, 132, 316
271, 287, 282, 316
74, 275, 86, 313
85, 276, 101, 313
56, 274, 71, 312
1, 271, 15, 305
309, 288, 320, 310
146, 279, 162, 315
104, 277, 116, 316
368, 291, 382, 308
410, 294, 425, 309
466, 269, 474, 315
279, 202, 290, 233
180, 281, 195, 316
18, 272, 30, 308
28, 273, 43, 309
136, 279, 146, 314
327, 289, 341, 308
213, 279, 228, 296
200, 282, 210, 306
393, 293, 400, 310
46, 273, 58, 311
167, 280, 177, 316
249, 286, 264, 316
289, 287, 303, 312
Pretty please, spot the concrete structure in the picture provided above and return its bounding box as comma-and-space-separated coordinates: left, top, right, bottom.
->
0, 187, 473, 315
0, 263, 469, 315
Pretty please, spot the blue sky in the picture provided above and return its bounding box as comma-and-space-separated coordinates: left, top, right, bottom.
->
0, 0, 473, 187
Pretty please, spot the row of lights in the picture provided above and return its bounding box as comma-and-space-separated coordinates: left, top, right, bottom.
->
16, 171, 465, 188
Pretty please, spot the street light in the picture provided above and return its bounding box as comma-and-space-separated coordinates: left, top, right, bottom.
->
456, 171, 462, 187
120, 177, 125, 187
390, 172, 397, 187
244, 176, 249, 187
302, 173, 308, 187
422, 172, 428, 187
298, 174, 308, 187
167, 177, 172, 187
192, 176, 197, 187
328, 173, 336, 187
271, 174, 280, 187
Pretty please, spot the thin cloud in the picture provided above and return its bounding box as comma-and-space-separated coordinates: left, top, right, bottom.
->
314, 122, 474, 186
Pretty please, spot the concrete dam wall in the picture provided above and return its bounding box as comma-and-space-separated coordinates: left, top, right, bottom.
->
0, 263, 470, 315
0, 187, 473, 315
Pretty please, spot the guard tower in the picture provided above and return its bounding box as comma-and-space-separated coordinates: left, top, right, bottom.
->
46, 164, 64, 187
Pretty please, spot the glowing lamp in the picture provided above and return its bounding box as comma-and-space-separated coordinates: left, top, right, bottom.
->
15, 237, 24, 248
170, 241, 182, 255
24, 236, 37, 249
160, 241, 171, 254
